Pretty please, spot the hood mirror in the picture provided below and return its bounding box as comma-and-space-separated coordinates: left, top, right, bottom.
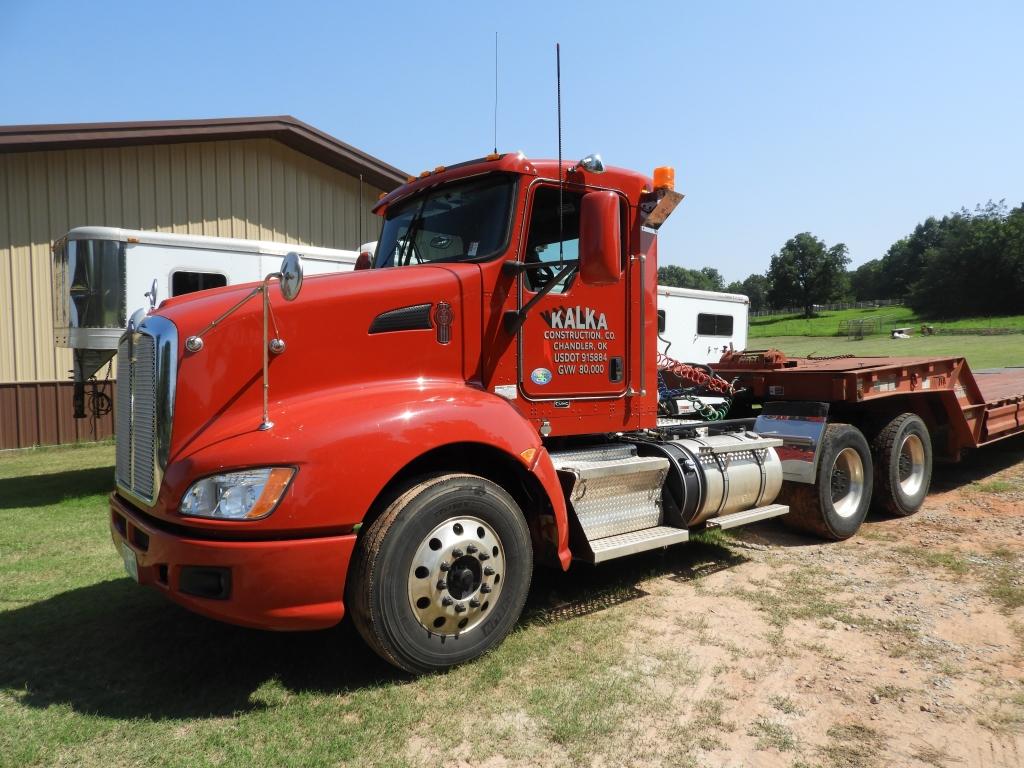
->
576, 153, 605, 174
279, 252, 304, 301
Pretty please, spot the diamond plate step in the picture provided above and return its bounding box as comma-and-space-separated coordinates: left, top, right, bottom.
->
549, 443, 636, 467
704, 503, 789, 530
585, 526, 690, 564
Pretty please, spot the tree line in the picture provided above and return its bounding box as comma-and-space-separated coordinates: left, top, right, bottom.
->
657, 201, 1024, 318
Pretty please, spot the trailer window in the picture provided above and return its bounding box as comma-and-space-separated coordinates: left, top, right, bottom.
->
697, 313, 734, 336
171, 271, 227, 297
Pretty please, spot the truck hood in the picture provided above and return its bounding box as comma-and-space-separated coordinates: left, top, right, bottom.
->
154, 264, 479, 462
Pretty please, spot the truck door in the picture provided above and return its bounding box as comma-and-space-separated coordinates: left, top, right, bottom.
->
517, 184, 629, 400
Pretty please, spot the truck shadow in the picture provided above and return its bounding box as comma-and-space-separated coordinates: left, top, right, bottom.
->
0, 466, 114, 509
0, 540, 744, 721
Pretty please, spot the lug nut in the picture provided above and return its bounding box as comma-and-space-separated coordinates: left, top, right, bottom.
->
452, 548, 464, 558
484, 566, 495, 576
454, 603, 467, 613
436, 580, 447, 590
441, 596, 453, 606
480, 584, 492, 593
439, 562, 450, 571
466, 544, 478, 554
469, 598, 481, 608
478, 553, 490, 561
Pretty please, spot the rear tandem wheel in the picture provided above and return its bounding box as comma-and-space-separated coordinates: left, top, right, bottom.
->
781, 423, 874, 541
871, 412, 933, 517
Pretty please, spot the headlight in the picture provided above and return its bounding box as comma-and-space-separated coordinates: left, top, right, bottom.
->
179, 467, 294, 520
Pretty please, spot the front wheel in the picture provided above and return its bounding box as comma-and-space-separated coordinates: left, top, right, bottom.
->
781, 423, 873, 541
347, 473, 532, 673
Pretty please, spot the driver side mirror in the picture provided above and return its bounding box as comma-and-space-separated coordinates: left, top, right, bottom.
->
578, 191, 621, 286
354, 251, 372, 271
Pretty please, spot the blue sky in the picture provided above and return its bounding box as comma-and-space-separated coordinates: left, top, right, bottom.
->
2, 0, 1022, 282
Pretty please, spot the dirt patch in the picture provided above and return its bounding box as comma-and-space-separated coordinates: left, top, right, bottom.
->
409, 444, 1024, 767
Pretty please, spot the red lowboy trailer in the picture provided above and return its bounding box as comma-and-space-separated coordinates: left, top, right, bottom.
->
101, 152, 1024, 672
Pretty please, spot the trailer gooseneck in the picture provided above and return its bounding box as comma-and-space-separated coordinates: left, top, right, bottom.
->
102, 152, 1024, 672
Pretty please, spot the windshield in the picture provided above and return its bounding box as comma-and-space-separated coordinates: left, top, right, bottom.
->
374, 173, 516, 268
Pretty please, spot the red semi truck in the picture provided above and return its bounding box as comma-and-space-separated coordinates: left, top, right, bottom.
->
106, 152, 1024, 672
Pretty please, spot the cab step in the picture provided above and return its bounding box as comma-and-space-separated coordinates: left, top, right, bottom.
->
586, 526, 690, 563
704, 503, 789, 530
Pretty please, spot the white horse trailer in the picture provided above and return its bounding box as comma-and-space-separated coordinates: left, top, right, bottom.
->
52, 226, 364, 416
656, 285, 749, 365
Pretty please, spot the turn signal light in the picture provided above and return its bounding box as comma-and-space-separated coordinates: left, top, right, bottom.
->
653, 166, 675, 191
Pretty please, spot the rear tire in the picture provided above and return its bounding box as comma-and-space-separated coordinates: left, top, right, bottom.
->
781, 423, 873, 541
871, 413, 932, 516
347, 473, 532, 673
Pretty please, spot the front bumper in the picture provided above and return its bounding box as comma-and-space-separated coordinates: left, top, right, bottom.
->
109, 493, 356, 630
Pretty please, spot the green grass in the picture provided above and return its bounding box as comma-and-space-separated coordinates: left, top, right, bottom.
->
750, 306, 1024, 339
750, 306, 920, 338
1, 443, 747, 768
750, 333, 1024, 369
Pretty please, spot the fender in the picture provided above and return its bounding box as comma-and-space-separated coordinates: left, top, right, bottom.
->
155, 379, 573, 569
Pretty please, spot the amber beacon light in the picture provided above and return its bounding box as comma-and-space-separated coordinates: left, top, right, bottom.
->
653, 166, 675, 191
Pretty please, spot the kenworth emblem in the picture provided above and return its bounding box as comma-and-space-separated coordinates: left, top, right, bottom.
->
434, 301, 453, 345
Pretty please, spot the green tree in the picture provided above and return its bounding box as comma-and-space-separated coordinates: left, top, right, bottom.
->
880, 217, 947, 297
767, 233, 850, 317
908, 201, 1022, 317
740, 273, 770, 311
657, 265, 725, 291
850, 259, 884, 301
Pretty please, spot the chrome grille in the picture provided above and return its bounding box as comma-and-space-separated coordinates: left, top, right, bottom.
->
115, 339, 132, 489
115, 317, 176, 506
131, 335, 156, 500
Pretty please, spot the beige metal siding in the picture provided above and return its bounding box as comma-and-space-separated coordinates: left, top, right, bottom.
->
0, 138, 385, 384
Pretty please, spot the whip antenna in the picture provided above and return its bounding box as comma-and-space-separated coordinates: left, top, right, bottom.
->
357, 173, 363, 251
493, 32, 499, 154
556, 42, 563, 263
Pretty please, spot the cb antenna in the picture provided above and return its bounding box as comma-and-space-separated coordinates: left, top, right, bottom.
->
493, 32, 499, 154
357, 173, 363, 252
556, 42, 564, 263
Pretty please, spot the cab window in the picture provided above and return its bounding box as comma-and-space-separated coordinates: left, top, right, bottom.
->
524, 186, 582, 294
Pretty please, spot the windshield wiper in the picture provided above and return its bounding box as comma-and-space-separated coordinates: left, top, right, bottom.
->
398, 196, 428, 265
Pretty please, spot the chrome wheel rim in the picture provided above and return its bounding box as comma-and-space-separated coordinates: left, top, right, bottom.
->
897, 433, 926, 497
408, 516, 504, 637
830, 447, 865, 518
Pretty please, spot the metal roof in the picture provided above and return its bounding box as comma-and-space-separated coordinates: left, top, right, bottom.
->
0, 115, 407, 191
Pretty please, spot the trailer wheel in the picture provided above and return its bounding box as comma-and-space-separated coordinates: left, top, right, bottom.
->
347, 473, 532, 673
871, 413, 932, 516
781, 423, 873, 541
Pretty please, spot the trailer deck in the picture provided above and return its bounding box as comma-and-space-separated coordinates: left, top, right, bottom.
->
713, 350, 1024, 452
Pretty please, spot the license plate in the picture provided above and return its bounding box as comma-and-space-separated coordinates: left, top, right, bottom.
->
121, 542, 139, 582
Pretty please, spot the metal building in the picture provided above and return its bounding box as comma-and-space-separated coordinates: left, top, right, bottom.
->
0, 116, 406, 449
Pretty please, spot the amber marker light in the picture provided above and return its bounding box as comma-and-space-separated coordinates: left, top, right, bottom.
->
245, 467, 295, 519
519, 447, 537, 466
653, 166, 675, 191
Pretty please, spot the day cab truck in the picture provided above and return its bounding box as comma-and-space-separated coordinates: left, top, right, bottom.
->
106, 151, 1024, 672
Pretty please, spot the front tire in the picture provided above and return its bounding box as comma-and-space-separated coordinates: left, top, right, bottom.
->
871, 413, 932, 516
347, 473, 532, 673
781, 423, 873, 541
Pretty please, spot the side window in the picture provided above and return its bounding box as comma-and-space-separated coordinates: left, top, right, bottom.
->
696, 313, 734, 336
524, 186, 583, 294
171, 271, 227, 297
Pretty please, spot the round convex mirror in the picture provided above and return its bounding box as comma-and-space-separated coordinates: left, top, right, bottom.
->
279, 252, 304, 301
